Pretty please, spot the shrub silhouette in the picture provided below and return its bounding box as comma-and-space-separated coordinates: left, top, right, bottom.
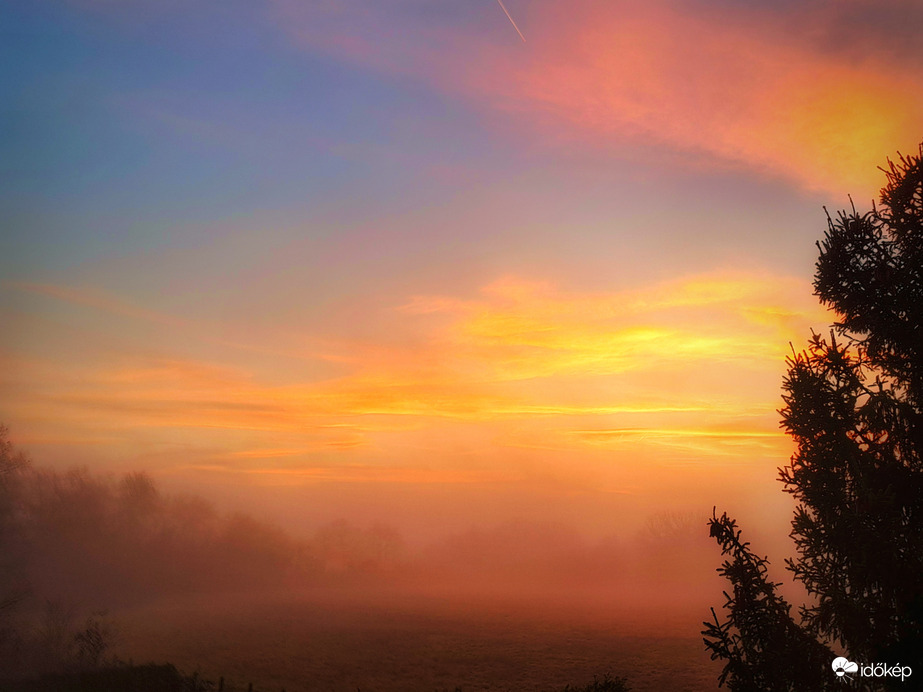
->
558, 673, 631, 691
704, 146, 923, 689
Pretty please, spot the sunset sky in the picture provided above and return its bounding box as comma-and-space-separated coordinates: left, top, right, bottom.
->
3, 0, 922, 541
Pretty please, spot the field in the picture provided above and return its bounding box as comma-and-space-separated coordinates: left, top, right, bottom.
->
115, 588, 721, 692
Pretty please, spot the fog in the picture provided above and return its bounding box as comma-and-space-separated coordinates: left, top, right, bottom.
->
0, 435, 743, 688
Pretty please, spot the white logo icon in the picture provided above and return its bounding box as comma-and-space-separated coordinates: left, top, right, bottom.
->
832, 657, 859, 679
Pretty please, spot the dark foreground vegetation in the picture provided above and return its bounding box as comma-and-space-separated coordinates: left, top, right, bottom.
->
705, 146, 923, 689
2, 666, 630, 692
1, 663, 209, 692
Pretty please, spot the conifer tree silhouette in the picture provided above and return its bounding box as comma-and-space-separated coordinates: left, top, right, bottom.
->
704, 146, 923, 690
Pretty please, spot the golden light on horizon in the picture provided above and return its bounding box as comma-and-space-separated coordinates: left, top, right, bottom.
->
2, 271, 825, 490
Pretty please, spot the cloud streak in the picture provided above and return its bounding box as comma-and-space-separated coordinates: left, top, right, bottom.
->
495, 0, 526, 43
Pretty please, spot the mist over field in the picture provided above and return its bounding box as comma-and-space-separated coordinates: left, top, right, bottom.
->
1, 446, 729, 690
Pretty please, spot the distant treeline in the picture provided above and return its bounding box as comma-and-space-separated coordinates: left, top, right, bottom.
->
2, 458, 409, 612
2, 428, 716, 614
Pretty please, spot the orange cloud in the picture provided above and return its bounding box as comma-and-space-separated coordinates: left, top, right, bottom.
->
565, 426, 790, 459
426, 274, 820, 381
2, 271, 823, 478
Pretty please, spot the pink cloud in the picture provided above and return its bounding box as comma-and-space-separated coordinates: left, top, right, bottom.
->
271, 0, 923, 195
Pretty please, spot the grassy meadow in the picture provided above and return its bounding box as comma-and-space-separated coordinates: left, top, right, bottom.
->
114, 589, 721, 691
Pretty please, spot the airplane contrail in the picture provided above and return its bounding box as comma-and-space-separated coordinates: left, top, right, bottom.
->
496, 0, 526, 43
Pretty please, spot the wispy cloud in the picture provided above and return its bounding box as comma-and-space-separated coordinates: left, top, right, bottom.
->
8, 281, 340, 365
11, 282, 184, 328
